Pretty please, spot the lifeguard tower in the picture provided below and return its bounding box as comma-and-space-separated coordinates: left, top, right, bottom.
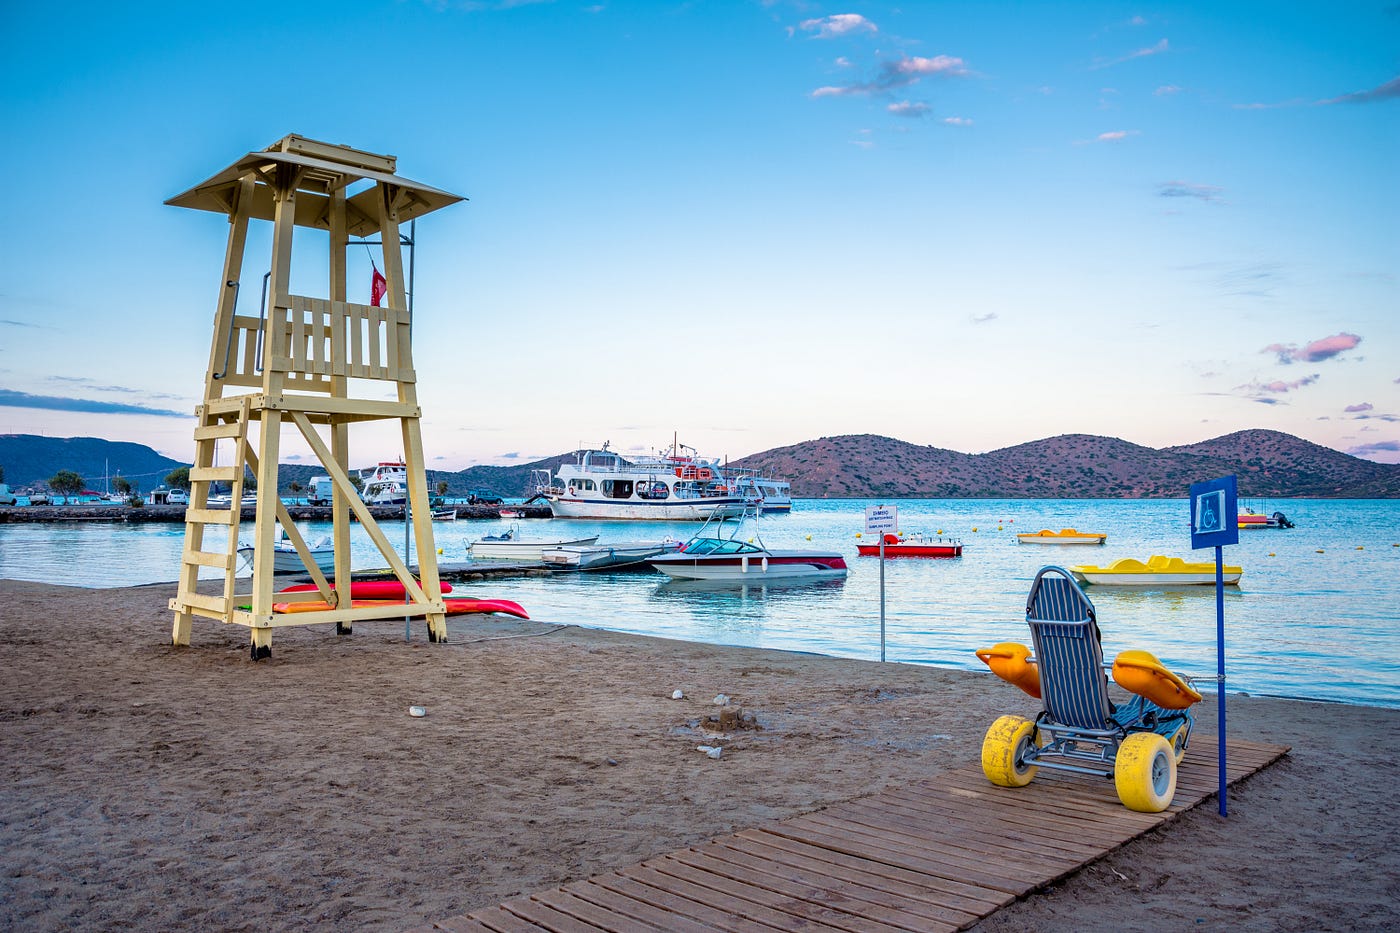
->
165, 135, 464, 659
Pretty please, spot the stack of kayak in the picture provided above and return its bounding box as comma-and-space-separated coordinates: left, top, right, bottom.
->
273, 580, 528, 618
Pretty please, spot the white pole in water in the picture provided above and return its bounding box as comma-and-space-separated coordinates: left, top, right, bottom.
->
879, 533, 886, 662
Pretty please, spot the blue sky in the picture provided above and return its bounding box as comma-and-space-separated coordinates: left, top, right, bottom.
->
2, 1, 1397, 471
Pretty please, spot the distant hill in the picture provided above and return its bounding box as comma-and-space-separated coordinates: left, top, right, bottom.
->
0, 435, 185, 492
5, 429, 1397, 498
729, 430, 1400, 498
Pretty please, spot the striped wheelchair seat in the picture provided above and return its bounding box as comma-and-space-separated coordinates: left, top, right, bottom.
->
1026, 568, 1113, 730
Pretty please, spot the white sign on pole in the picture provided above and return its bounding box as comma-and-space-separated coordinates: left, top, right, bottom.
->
865, 504, 898, 535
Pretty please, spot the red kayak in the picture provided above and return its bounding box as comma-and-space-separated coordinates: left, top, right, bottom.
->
273, 596, 528, 619
278, 580, 453, 599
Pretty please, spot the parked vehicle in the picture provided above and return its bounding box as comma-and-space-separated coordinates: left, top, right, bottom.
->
468, 489, 505, 505
0, 484, 16, 506
307, 475, 334, 506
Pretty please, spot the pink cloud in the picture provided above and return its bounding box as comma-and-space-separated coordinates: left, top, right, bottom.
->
1345, 402, 1374, 413
1238, 374, 1320, 395
1263, 332, 1362, 364
811, 53, 968, 98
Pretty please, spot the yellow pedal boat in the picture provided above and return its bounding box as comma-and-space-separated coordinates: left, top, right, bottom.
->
1069, 555, 1242, 586
1016, 528, 1106, 545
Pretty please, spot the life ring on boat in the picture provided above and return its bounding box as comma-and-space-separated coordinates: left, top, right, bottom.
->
1111, 650, 1202, 710
975, 642, 1041, 699
697, 467, 714, 481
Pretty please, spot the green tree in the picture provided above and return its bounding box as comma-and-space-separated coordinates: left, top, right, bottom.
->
112, 476, 133, 497
165, 467, 191, 490
49, 470, 85, 501
436, 480, 449, 497
288, 480, 302, 495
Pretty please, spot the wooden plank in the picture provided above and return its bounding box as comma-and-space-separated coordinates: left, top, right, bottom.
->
468, 905, 554, 933
620, 863, 850, 931
869, 791, 1120, 855
652, 855, 908, 933
760, 820, 1025, 895
189, 465, 240, 483
561, 880, 727, 933
730, 829, 1003, 913
795, 810, 1042, 885
534, 888, 712, 933
497, 894, 609, 932
819, 796, 1096, 865
180, 548, 235, 570
192, 421, 244, 441
683, 841, 965, 932
722, 829, 996, 913
583, 875, 779, 933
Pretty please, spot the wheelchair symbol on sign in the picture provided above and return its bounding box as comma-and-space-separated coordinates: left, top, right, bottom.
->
1195, 490, 1225, 535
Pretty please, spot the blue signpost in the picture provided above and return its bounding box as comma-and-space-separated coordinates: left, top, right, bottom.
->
1189, 475, 1238, 817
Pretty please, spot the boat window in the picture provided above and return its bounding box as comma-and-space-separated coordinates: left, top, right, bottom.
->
637, 481, 670, 500
601, 479, 634, 499
683, 538, 723, 555
567, 479, 595, 492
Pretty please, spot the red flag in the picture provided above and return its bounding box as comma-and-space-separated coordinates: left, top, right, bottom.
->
370, 268, 388, 307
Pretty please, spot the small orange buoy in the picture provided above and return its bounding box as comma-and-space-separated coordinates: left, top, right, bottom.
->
1316, 549, 1325, 554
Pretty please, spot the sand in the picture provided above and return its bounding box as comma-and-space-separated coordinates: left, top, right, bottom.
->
1, 578, 1396, 932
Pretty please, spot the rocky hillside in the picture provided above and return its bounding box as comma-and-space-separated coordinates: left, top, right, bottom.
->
729, 430, 1400, 498
6, 429, 1397, 499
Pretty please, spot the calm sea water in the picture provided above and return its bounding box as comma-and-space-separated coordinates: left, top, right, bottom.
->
2, 498, 1397, 708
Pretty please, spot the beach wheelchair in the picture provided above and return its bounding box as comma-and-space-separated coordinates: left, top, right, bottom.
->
976, 566, 1202, 812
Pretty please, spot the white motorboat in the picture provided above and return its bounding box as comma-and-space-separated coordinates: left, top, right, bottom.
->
540, 539, 683, 571
534, 443, 752, 521
360, 460, 407, 505
727, 472, 793, 513
468, 526, 600, 561
648, 509, 846, 581
238, 533, 335, 573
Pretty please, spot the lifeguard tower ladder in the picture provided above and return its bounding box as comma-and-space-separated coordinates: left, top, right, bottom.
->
165, 135, 464, 659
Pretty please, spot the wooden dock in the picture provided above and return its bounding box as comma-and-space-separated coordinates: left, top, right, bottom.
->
417, 737, 1287, 932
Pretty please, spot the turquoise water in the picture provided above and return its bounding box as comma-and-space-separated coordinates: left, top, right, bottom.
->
2, 499, 1397, 708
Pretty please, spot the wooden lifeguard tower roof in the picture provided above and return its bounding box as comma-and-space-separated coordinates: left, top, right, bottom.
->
165, 134, 464, 237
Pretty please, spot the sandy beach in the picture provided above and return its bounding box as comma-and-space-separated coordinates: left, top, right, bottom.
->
1, 578, 1396, 931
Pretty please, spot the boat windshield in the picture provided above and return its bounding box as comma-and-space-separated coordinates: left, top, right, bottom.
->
683, 538, 763, 556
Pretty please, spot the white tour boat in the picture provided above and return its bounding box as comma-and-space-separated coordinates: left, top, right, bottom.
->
535, 444, 752, 521
728, 472, 793, 513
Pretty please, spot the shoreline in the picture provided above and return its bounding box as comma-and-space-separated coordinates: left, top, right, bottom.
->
2, 579, 1397, 931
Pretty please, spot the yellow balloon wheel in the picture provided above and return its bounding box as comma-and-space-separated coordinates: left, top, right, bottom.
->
981, 715, 1039, 787
1115, 732, 1177, 812
1167, 723, 1189, 764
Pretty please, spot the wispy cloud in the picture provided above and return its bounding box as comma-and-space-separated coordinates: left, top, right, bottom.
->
888, 101, 929, 118
812, 54, 967, 98
0, 388, 187, 417
1, 318, 48, 329
1090, 38, 1169, 70
1263, 332, 1362, 364
1078, 129, 1140, 144
797, 14, 877, 39
1158, 180, 1223, 202
1345, 402, 1374, 413
1238, 374, 1321, 395
970, 313, 998, 324
1347, 440, 1400, 460
1155, 84, 1183, 95
1319, 75, 1400, 105
943, 116, 973, 126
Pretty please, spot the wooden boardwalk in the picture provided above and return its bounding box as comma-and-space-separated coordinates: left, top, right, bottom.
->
418, 737, 1287, 932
